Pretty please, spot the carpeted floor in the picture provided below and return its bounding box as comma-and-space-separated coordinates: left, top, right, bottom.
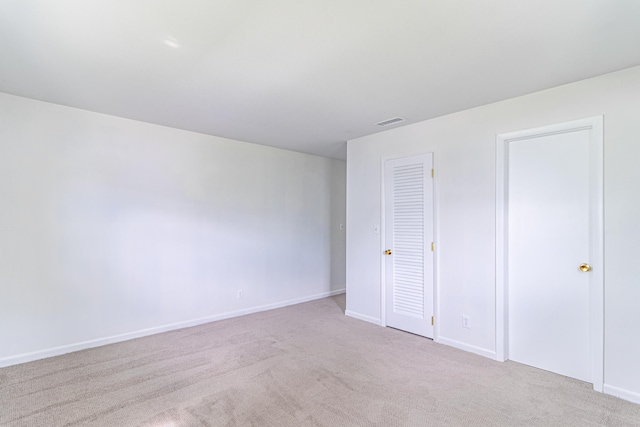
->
1, 294, 639, 426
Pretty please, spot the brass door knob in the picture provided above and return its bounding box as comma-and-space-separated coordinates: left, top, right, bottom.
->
384, 249, 392, 255
579, 263, 592, 272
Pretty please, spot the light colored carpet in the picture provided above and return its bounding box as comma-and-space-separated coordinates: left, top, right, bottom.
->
1, 294, 639, 426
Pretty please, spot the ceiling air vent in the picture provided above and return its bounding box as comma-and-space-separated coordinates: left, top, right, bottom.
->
376, 117, 405, 127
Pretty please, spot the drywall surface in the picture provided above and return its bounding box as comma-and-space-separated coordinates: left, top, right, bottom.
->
330, 160, 347, 290
0, 92, 346, 365
346, 65, 640, 401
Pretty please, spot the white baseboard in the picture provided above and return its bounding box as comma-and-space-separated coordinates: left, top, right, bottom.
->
329, 287, 346, 295
436, 336, 497, 360
345, 310, 382, 326
603, 384, 640, 404
0, 288, 346, 368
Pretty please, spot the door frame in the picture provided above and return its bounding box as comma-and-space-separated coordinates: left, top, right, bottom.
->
495, 116, 604, 391
380, 151, 439, 340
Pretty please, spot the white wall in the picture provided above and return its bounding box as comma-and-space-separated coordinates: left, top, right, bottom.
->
346, 65, 640, 402
330, 161, 347, 289
0, 92, 346, 366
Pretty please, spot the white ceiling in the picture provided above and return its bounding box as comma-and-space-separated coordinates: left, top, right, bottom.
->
1, 1, 640, 159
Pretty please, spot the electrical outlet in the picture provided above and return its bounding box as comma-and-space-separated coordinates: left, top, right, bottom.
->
462, 315, 471, 329
340, 223, 345, 231
237, 290, 244, 299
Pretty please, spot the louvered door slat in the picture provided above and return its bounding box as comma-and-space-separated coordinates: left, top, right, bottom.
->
392, 162, 425, 318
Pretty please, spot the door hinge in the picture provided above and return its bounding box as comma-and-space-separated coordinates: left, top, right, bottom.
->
431, 316, 435, 325
431, 168, 434, 178
431, 242, 435, 252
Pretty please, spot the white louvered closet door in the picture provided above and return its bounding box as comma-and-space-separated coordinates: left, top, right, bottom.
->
384, 154, 434, 338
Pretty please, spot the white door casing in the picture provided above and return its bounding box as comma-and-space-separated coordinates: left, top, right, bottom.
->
384, 153, 434, 338
495, 117, 604, 391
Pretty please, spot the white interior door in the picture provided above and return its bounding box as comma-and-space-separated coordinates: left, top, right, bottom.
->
384, 153, 434, 338
505, 120, 603, 384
